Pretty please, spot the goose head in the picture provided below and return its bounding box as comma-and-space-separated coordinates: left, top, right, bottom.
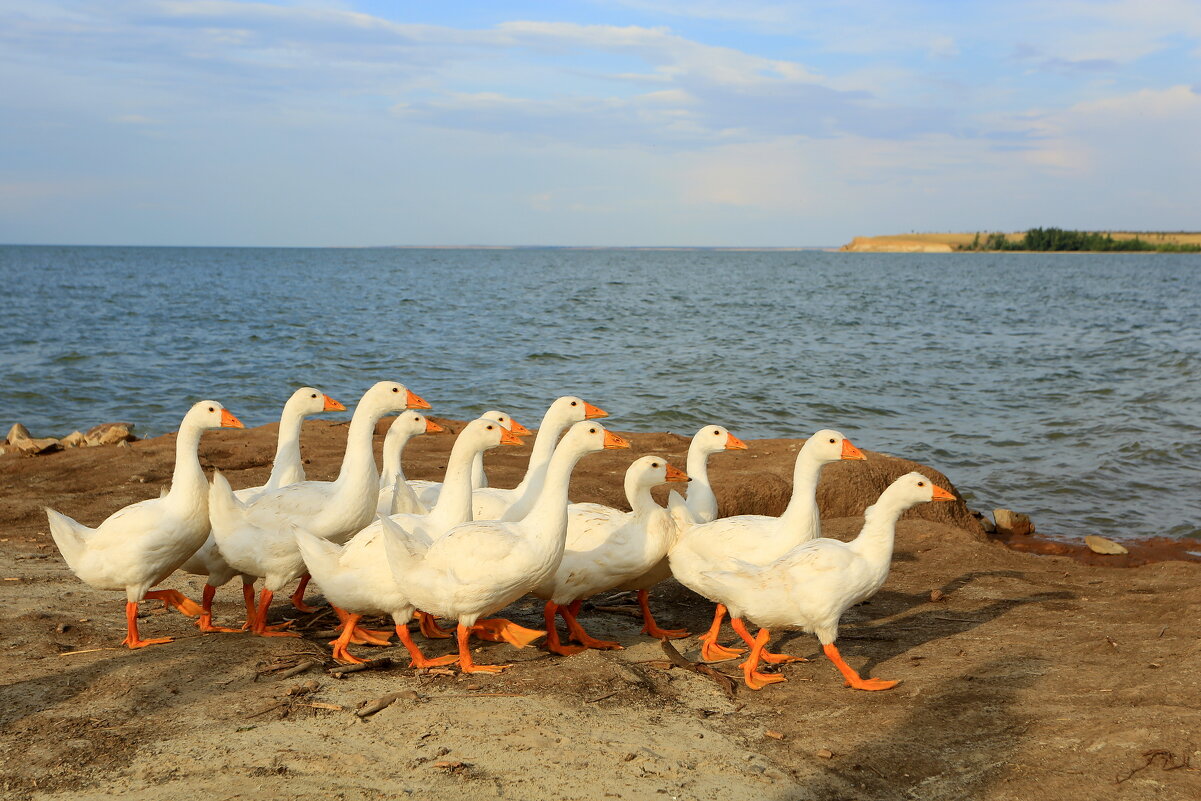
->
461, 417, 525, 452
801, 429, 865, 463
184, 400, 244, 430
358, 380, 431, 417
390, 410, 443, 439
882, 471, 957, 508
285, 386, 346, 417
558, 420, 629, 457
626, 455, 690, 491
693, 424, 747, 456
482, 410, 532, 437
546, 395, 608, 428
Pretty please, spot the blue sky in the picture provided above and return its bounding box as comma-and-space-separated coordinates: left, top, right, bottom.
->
1, 0, 1198, 246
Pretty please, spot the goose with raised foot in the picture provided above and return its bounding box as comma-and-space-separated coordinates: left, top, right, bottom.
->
701, 472, 956, 690
180, 387, 345, 631
383, 421, 630, 673
535, 455, 690, 655
209, 381, 429, 637
46, 401, 245, 648
668, 429, 866, 661
376, 411, 444, 517
294, 418, 525, 664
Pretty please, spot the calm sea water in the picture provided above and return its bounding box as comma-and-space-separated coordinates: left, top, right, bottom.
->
3, 245, 1199, 542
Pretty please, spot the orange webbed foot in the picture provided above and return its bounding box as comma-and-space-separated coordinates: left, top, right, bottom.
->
460, 662, 512, 674
122, 635, 173, 649
473, 618, 546, 649
410, 653, 460, 669
416, 611, 453, 639
845, 677, 899, 691
699, 639, 746, 662
196, 616, 243, 634
642, 622, 690, 639
743, 668, 788, 690
144, 590, 203, 618
760, 650, 807, 665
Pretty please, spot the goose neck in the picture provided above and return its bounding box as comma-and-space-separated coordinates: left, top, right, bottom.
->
268, 407, 306, 484
166, 421, 207, 508
427, 435, 482, 529
777, 451, 823, 537
519, 443, 586, 534
848, 495, 907, 562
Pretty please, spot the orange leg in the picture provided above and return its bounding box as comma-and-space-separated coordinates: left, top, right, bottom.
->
456, 623, 511, 674
823, 643, 898, 691
290, 574, 320, 613
730, 618, 805, 665
396, 623, 459, 668
472, 618, 546, 648
560, 602, 622, 650
416, 610, 453, 639
328, 612, 367, 664
144, 589, 203, 617
739, 628, 787, 690
248, 589, 299, 637
332, 606, 392, 645
637, 589, 688, 639
697, 604, 745, 662
196, 584, 242, 633
543, 601, 586, 656
120, 601, 172, 649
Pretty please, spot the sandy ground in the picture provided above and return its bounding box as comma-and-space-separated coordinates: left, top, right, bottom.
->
839, 231, 1201, 252
2, 420, 1199, 800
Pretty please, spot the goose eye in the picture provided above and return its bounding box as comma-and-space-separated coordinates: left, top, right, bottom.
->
651, 462, 659, 468
392, 387, 399, 393
311, 393, 317, 398
208, 406, 215, 413
917, 481, 925, 487
570, 401, 578, 406
829, 438, 836, 444
713, 430, 720, 436
486, 425, 493, 430
589, 427, 597, 434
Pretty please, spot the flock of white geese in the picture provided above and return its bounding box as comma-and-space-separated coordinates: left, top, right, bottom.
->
46, 380, 955, 692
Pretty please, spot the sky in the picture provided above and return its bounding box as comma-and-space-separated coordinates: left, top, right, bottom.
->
1, 0, 1199, 247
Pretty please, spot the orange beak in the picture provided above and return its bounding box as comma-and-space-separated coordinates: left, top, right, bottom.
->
220, 409, 244, 429
602, 430, 630, 449
500, 428, 524, 446
406, 390, 432, 410
583, 401, 608, 419
931, 484, 957, 502
664, 463, 690, 483
725, 433, 748, 450
322, 394, 345, 412
841, 438, 867, 461
508, 419, 533, 437
425, 419, 444, 434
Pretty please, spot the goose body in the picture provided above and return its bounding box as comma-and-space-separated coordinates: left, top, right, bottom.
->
208, 381, 429, 635
295, 418, 523, 664
534, 455, 689, 654
613, 425, 747, 637
407, 410, 527, 511
376, 411, 443, 517
178, 387, 344, 629
668, 429, 865, 660
45, 401, 244, 648
384, 421, 629, 672
454, 396, 606, 521
701, 472, 956, 690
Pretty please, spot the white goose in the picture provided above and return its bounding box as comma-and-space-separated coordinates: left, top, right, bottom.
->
405, 410, 530, 512
535, 455, 690, 655
383, 421, 630, 673
45, 401, 244, 648
294, 418, 524, 664
668, 429, 866, 661
453, 396, 606, 520
180, 386, 345, 631
376, 411, 444, 517
612, 424, 748, 639
208, 380, 429, 637
702, 472, 955, 690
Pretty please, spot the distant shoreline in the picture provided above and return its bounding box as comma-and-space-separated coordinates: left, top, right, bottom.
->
841, 231, 1201, 253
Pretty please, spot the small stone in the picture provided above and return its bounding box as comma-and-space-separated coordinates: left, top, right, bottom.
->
60, 431, 87, 448
55, 623, 71, 633
816, 749, 834, 759
765, 730, 784, 740
993, 509, 1034, 536
930, 589, 946, 603
84, 422, 137, 447
6, 423, 62, 454
1085, 535, 1128, 555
